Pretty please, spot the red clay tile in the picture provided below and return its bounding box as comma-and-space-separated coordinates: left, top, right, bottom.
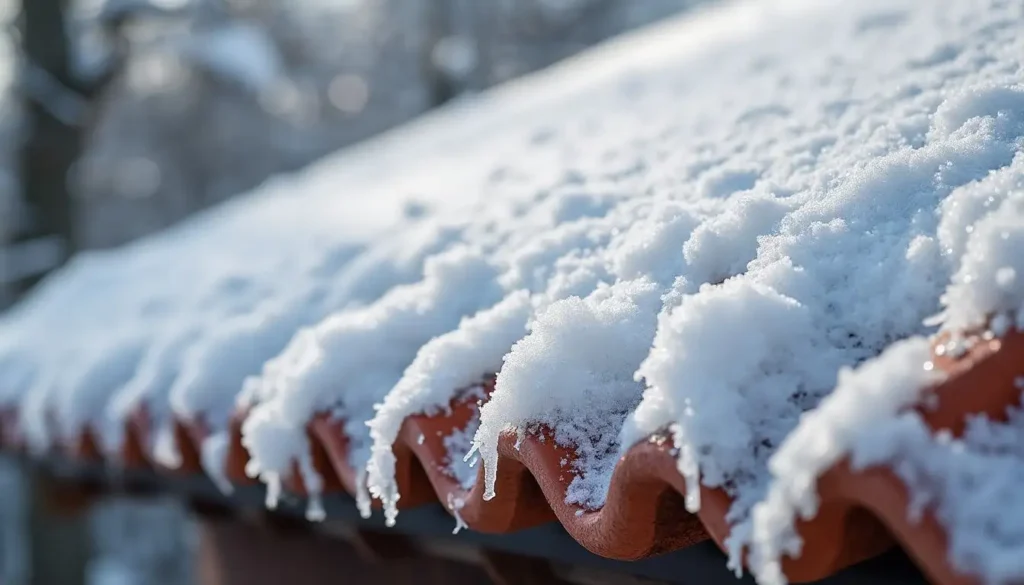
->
815, 464, 973, 585
761, 327, 1024, 584
269, 328, 1022, 584
122, 404, 154, 469
225, 406, 261, 487
71, 426, 105, 464
175, 415, 209, 475
43, 406, 105, 464
299, 382, 707, 553
120, 406, 217, 474
392, 398, 558, 533
307, 413, 436, 510
924, 328, 1024, 435
4, 326, 1020, 585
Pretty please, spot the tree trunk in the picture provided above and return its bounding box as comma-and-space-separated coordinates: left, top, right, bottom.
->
20, 3, 91, 580
15, 0, 81, 296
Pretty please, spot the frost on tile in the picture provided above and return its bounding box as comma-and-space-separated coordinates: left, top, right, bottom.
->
444, 413, 482, 491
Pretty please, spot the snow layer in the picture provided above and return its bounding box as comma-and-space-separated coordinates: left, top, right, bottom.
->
882, 404, 1024, 585
0, 103, 500, 452
793, 398, 1024, 585
940, 190, 1024, 333
477, 278, 664, 509
741, 183, 1024, 584
2, 0, 1024, 582
741, 338, 944, 584
365, 291, 530, 525
616, 0, 1024, 576
241, 246, 505, 508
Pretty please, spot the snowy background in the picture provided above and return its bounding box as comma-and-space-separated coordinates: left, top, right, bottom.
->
4, 0, 703, 292
62, 0, 704, 250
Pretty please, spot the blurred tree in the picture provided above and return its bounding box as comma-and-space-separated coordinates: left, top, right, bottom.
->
18, 3, 97, 584
15, 0, 80, 295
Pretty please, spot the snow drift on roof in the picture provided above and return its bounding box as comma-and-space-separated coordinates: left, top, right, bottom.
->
2, 0, 1024, 582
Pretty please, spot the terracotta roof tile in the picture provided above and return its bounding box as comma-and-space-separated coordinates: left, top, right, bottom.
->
5, 328, 1023, 585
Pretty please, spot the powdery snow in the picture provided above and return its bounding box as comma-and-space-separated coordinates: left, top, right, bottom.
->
739, 184, 1024, 584
241, 246, 504, 511
0, 70, 524, 452
939, 191, 1024, 333
838, 400, 1024, 585
365, 291, 530, 526
476, 277, 664, 509
740, 337, 944, 584
1, 0, 1023, 582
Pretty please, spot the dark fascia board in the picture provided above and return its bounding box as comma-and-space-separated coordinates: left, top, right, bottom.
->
17, 453, 927, 585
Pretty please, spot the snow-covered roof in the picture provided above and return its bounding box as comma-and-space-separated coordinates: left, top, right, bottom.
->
3, 0, 1024, 583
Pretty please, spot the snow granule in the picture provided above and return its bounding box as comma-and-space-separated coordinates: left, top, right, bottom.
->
939, 192, 1024, 332
740, 337, 944, 585
474, 277, 663, 509
625, 278, 845, 514
848, 401, 1024, 585
365, 290, 531, 526
242, 246, 504, 507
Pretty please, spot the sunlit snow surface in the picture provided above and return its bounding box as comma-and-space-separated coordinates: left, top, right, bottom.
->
3, 0, 1024, 583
